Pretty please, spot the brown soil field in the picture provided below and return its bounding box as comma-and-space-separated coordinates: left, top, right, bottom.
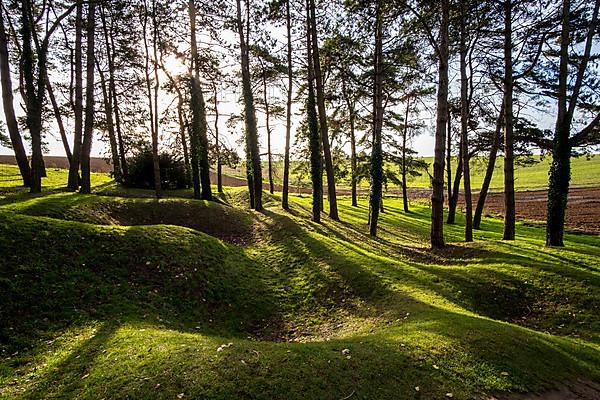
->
416, 187, 600, 235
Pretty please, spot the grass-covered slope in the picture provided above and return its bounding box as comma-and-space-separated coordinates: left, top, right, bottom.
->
0, 190, 599, 399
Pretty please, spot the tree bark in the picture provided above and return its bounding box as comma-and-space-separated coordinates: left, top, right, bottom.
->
79, 2, 96, 194
503, 0, 516, 240
97, 61, 121, 182
306, 0, 322, 223
213, 85, 222, 193
0, 4, 31, 186
402, 97, 410, 213
446, 109, 451, 211
188, 0, 212, 201
369, 3, 384, 237
473, 105, 504, 229
342, 78, 357, 207
282, 0, 293, 210
101, 6, 127, 181
68, 2, 84, 191
459, 2, 473, 242
431, 0, 450, 248
546, 0, 599, 246
46, 79, 73, 164
21, 0, 44, 193
308, 0, 338, 220
236, 0, 262, 210
142, 0, 161, 197
262, 72, 275, 194
447, 142, 462, 224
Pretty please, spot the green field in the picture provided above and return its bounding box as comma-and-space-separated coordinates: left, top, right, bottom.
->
223, 154, 600, 191
2, 154, 600, 195
1, 175, 599, 398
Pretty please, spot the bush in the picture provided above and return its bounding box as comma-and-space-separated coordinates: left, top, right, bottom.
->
124, 149, 189, 190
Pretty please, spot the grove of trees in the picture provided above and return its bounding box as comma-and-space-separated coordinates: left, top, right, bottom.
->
0, 0, 599, 247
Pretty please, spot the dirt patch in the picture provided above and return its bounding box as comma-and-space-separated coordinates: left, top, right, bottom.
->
403, 187, 600, 235
471, 187, 600, 235
490, 379, 600, 400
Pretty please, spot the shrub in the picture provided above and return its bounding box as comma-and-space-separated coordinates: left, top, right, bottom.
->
124, 149, 189, 190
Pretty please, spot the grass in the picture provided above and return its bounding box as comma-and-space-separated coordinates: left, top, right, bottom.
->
0, 178, 599, 398
226, 154, 600, 191
0, 164, 113, 193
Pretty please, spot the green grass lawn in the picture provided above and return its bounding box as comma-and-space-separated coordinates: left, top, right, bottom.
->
0, 164, 112, 195
228, 154, 600, 191
0, 184, 599, 399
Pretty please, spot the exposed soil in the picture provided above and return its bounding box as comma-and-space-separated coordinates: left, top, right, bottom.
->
490, 379, 600, 400
453, 187, 600, 235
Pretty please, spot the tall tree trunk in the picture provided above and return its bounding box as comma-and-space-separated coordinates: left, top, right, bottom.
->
189, 78, 212, 200
447, 140, 462, 224
342, 78, 357, 207
460, 2, 473, 242
213, 85, 222, 193
402, 97, 410, 213
473, 105, 503, 229
369, 3, 384, 237
446, 110, 452, 210
68, 2, 84, 191
431, 0, 450, 248
0, 4, 31, 186
97, 61, 121, 182
143, 0, 161, 197
180, 103, 191, 187
151, 1, 161, 197
503, 0, 516, 240
308, 0, 338, 220
188, 0, 212, 201
101, 6, 127, 181
21, 0, 44, 193
306, 0, 322, 223
80, 2, 96, 194
546, 0, 599, 245
46, 79, 73, 163
282, 0, 293, 210
236, 0, 262, 210
547, 0, 571, 246
262, 73, 274, 194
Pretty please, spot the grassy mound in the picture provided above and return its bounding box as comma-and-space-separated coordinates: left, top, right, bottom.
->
0, 211, 276, 354
1, 193, 254, 245
1, 190, 599, 399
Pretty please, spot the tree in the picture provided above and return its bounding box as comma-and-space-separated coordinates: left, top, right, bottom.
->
68, 2, 84, 191
141, 0, 161, 198
459, 0, 473, 241
20, 0, 78, 192
308, 0, 339, 220
282, 0, 293, 210
545, 0, 600, 246
188, 0, 212, 201
79, 2, 96, 194
431, 0, 450, 248
0, 2, 31, 186
305, 0, 322, 222
369, 2, 384, 237
236, 0, 263, 210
